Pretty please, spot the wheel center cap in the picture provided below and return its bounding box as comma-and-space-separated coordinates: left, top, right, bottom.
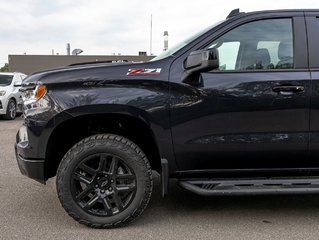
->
100, 180, 108, 187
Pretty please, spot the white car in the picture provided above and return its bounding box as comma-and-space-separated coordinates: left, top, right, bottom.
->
0, 72, 27, 120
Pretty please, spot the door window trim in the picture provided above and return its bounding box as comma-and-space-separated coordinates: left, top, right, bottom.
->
189, 16, 308, 72
305, 14, 319, 69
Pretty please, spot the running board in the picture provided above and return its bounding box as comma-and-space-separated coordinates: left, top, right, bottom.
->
178, 178, 319, 196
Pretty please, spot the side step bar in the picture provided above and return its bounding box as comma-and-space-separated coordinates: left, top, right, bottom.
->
179, 178, 319, 196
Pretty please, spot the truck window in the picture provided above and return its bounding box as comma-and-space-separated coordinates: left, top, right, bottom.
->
207, 19, 294, 71
216, 42, 240, 70
257, 41, 280, 65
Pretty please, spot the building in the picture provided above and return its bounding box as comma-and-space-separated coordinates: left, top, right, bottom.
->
9, 54, 154, 75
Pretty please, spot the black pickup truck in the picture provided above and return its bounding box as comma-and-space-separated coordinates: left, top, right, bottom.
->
15, 9, 319, 228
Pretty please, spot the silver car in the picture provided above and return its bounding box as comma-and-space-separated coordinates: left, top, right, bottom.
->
0, 72, 27, 120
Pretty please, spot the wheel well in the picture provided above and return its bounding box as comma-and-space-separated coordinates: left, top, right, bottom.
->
45, 114, 161, 179
9, 97, 16, 104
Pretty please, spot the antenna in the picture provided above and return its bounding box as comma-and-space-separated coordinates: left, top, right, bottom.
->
227, 8, 241, 19
150, 14, 153, 55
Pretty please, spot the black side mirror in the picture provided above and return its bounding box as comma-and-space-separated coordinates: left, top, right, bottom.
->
14, 81, 22, 87
182, 48, 219, 82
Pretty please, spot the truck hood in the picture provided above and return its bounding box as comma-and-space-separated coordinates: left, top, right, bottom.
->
22, 59, 171, 86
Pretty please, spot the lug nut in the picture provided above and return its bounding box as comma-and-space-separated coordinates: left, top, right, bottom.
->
95, 184, 99, 188
105, 174, 108, 177
110, 180, 114, 183
109, 187, 113, 191
97, 177, 100, 180
101, 190, 105, 193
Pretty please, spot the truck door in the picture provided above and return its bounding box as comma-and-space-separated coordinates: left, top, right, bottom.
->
306, 12, 319, 161
169, 15, 311, 172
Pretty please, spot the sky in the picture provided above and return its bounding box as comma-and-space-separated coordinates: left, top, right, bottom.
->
1, 0, 319, 67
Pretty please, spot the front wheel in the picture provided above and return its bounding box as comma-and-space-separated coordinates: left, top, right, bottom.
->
56, 134, 153, 228
3, 99, 16, 120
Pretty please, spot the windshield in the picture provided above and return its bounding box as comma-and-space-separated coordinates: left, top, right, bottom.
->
0, 75, 13, 86
151, 20, 224, 61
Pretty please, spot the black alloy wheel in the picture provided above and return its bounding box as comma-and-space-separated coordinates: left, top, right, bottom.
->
71, 153, 137, 216
56, 134, 153, 228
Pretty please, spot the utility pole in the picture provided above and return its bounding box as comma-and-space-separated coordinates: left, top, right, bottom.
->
163, 31, 168, 51
67, 43, 71, 55
150, 14, 153, 55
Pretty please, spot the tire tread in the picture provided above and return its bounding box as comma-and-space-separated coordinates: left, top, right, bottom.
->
56, 134, 153, 228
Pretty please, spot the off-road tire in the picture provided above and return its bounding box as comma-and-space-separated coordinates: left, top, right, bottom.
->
56, 134, 153, 228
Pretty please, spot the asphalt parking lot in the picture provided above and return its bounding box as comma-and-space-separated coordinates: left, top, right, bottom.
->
2, 118, 319, 240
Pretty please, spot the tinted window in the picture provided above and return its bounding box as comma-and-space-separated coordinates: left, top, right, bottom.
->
0, 75, 13, 86
208, 19, 294, 71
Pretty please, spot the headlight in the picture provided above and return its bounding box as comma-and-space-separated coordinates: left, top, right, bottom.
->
0, 90, 6, 96
20, 82, 50, 116
22, 84, 47, 105
20, 83, 48, 114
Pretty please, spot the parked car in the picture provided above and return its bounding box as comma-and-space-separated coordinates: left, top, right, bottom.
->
15, 8, 319, 228
0, 72, 27, 120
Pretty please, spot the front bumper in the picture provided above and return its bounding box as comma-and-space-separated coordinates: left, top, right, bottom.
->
15, 125, 45, 184
0, 97, 7, 114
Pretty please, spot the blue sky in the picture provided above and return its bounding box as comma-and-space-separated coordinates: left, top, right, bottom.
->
1, 0, 319, 68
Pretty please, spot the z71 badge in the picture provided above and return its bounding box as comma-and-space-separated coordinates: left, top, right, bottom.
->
127, 68, 161, 76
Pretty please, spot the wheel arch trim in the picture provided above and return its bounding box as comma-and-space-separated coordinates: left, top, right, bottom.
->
43, 104, 165, 175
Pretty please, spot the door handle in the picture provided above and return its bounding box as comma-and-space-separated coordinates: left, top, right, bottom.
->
272, 85, 304, 93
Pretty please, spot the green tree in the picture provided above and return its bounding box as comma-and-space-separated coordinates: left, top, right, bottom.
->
0, 63, 9, 72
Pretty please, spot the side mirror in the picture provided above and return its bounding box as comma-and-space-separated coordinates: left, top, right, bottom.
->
14, 81, 22, 87
182, 48, 219, 82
